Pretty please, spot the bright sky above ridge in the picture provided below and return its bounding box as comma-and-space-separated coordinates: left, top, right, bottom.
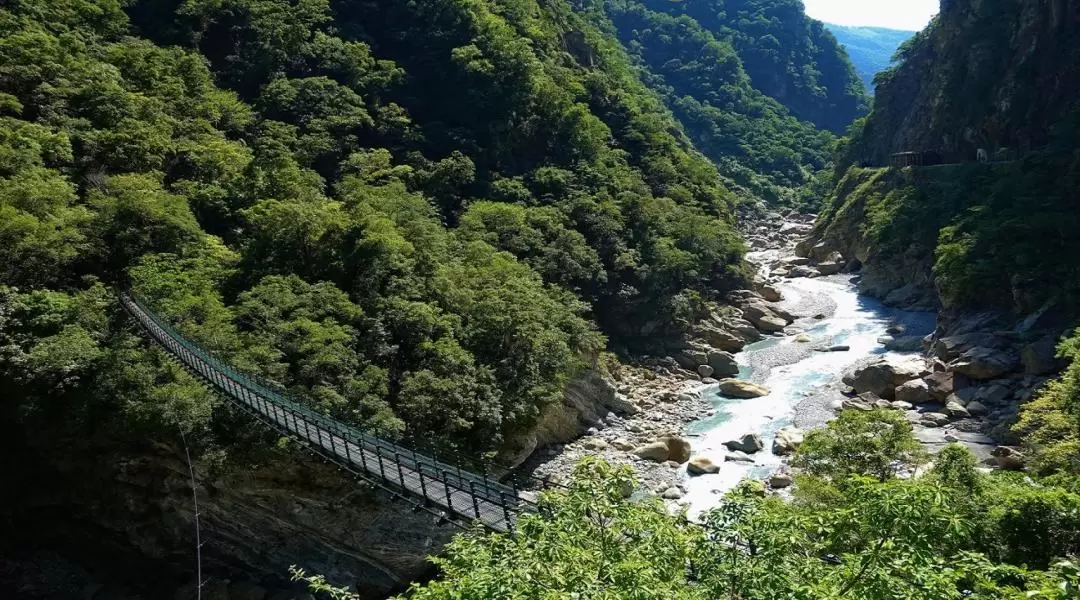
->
802, 0, 938, 30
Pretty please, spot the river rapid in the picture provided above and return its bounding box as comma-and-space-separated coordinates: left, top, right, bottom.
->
679, 250, 936, 517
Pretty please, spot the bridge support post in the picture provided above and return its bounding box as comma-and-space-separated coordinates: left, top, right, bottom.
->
394, 453, 407, 491
443, 474, 454, 514
499, 492, 513, 534
469, 481, 481, 520
417, 463, 428, 500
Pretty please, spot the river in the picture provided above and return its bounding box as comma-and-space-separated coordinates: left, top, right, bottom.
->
680, 260, 937, 517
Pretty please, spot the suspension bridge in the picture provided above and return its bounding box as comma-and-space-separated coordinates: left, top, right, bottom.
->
120, 293, 534, 533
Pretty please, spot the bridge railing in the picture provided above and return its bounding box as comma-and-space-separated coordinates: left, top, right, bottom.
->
120, 293, 531, 529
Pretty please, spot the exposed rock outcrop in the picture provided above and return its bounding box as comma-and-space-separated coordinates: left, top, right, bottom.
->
772, 427, 804, 455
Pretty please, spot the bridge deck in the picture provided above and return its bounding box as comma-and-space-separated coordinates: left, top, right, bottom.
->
121, 294, 524, 532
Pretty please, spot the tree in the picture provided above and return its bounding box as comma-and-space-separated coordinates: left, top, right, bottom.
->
791, 408, 927, 483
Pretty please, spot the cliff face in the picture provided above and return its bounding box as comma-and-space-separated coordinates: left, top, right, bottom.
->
1, 418, 454, 599
2, 366, 637, 600
851, 0, 1080, 164
812, 0, 1080, 319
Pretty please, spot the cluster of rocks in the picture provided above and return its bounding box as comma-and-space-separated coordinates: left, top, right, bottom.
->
743, 211, 815, 251
681, 428, 802, 493
835, 307, 1068, 470
520, 362, 712, 493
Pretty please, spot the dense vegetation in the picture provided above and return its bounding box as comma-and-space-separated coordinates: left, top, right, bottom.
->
0, 0, 768, 459
825, 24, 914, 94
296, 412, 1080, 598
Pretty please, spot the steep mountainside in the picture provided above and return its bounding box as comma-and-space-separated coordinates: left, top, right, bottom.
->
584, 0, 838, 206
608, 0, 868, 133
826, 24, 914, 94
806, 0, 1080, 481
0, 0, 750, 594
814, 0, 1080, 314
845, 0, 1080, 165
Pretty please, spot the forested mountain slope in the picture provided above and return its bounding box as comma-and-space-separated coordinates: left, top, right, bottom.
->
0, 0, 752, 462
826, 24, 914, 94
0, 0, 751, 592
613, 0, 868, 133
818, 0, 1080, 314
586, 0, 839, 206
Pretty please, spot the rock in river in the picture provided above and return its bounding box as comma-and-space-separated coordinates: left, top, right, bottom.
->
708, 351, 740, 378
723, 433, 764, 454
718, 379, 770, 398
687, 456, 721, 476
633, 435, 692, 464
724, 451, 755, 463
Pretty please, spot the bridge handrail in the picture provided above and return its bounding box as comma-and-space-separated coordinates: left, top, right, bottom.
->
121, 293, 523, 507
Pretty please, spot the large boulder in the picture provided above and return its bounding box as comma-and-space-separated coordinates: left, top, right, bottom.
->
882, 336, 926, 352
741, 303, 789, 332
786, 265, 820, 279
718, 379, 770, 398
723, 433, 764, 454
699, 325, 746, 353
894, 379, 934, 405
923, 371, 955, 401
842, 357, 923, 399
708, 351, 740, 378
697, 364, 715, 378
768, 472, 793, 489
633, 436, 692, 463
1022, 336, 1066, 375
815, 260, 844, 276
723, 318, 764, 343
992, 446, 1025, 471
772, 427, 804, 455
933, 332, 1007, 362
951, 347, 1020, 380
759, 284, 782, 302
841, 397, 874, 412
687, 456, 721, 476
662, 487, 684, 500
807, 241, 837, 261
632, 441, 669, 462
676, 347, 709, 371
755, 315, 787, 332
919, 412, 951, 428
664, 436, 693, 463
724, 451, 755, 463
944, 401, 971, 419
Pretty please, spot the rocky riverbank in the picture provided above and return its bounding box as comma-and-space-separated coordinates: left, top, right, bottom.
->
527, 202, 1068, 505
520, 211, 847, 499
790, 220, 1069, 472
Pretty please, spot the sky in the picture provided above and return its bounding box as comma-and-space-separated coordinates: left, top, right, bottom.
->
801, 0, 938, 31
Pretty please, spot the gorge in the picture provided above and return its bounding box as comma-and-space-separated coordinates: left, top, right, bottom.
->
4, 0, 1080, 598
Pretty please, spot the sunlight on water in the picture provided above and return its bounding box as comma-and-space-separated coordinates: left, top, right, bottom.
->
680, 276, 935, 518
